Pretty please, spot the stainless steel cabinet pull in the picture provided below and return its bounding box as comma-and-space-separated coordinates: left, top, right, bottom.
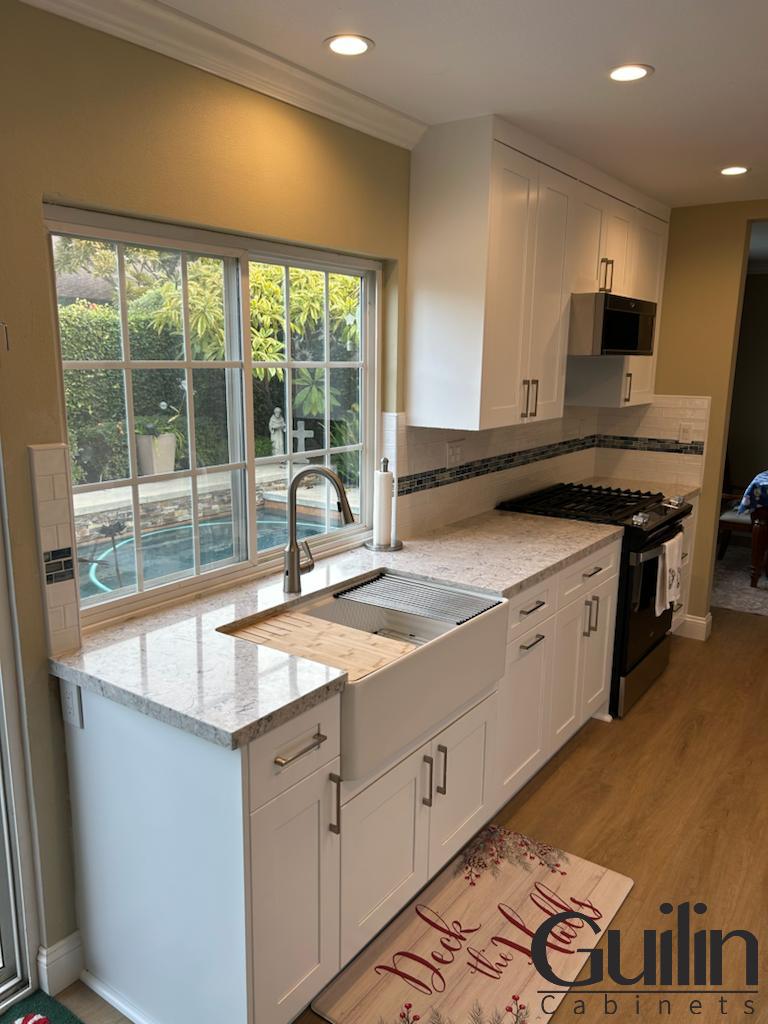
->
582, 565, 602, 578
531, 378, 539, 417
589, 595, 600, 633
437, 744, 448, 795
329, 772, 341, 834
607, 259, 615, 292
0, 322, 9, 352
583, 600, 592, 638
521, 379, 530, 419
682, 552, 689, 561
423, 754, 434, 807
599, 257, 610, 292
520, 633, 545, 652
273, 731, 327, 767
520, 599, 545, 617
624, 372, 633, 403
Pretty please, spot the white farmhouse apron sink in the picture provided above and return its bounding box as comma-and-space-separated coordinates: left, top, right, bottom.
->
227, 571, 508, 781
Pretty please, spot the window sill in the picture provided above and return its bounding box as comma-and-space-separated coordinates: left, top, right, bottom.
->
79, 526, 373, 633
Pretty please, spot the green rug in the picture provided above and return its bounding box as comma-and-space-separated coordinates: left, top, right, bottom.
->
0, 991, 84, 1024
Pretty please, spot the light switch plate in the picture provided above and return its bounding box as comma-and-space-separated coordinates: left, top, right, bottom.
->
60, 679, 83, 729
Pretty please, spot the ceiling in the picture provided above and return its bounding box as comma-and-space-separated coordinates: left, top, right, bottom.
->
32, 0, 768, 207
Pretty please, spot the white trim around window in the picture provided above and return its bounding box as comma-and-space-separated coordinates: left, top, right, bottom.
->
44, 205, 380, 628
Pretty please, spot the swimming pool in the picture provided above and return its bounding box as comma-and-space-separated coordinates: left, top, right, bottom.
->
80, 515, 323, 599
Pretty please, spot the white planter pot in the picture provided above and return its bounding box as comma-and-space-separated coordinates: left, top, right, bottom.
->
136, 433, 177, 476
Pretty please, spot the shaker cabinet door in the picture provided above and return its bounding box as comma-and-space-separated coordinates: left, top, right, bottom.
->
551, 598, 589, 750
428, 694, 496, 875
525, 166, 571, 422
581, 578, 618, 719
496, 620, 553, 808
250, 761, 341, 1024
340, 744, 430, 966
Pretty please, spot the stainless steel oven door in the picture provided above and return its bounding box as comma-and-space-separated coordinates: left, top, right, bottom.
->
624, 532, 679, 672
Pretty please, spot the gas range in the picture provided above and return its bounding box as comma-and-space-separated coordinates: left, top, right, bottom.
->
497, 483, 691, 547
497, 482, 694, 718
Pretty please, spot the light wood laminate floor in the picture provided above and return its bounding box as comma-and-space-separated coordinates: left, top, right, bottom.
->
58, 609, 768, 1023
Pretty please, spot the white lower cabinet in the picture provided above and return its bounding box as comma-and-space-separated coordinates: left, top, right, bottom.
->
246, 544, 620, 1024
496, 619, 553, 806
427, 695, 496, 873
580, 576, 618, 718
339, 693, 496, 966
340, 745, 430, 965
551, 596, 590, 749
250, 760, 341, 1024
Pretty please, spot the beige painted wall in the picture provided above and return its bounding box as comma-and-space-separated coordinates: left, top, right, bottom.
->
727, 274, 768, 488
656, 201, 768, 619
0, 2, 410, 945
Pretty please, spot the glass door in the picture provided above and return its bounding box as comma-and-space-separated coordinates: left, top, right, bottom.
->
0, 446, 35, 1005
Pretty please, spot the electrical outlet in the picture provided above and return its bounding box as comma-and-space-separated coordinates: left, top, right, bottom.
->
60, 680, 83, 729
678, 422, 692, 444
445, 440, 464, 469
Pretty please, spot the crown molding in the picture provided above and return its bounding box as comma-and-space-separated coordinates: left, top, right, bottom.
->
22, 0, 427, 149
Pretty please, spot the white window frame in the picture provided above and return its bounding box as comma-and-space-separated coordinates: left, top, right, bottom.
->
45, 205, 380, 627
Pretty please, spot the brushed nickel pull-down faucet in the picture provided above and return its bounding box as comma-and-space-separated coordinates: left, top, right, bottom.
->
283, 466, 355, 594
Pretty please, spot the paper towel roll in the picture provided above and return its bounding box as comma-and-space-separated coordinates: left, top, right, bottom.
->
372, 459, 393, 547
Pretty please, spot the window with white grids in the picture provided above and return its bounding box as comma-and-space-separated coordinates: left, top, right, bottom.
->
49, 212, 376, 615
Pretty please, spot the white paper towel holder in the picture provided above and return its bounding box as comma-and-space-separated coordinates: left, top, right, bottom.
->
364, 457, 404, 552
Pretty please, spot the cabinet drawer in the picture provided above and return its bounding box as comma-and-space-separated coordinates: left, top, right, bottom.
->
249, 696, 340, 812
506, 581, 556, 642
558, 539, 621, 606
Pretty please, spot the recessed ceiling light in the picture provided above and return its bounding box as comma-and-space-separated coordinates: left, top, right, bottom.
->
720, 165, 749, 176
325, 34, 374, 56
609, 64, 654, 82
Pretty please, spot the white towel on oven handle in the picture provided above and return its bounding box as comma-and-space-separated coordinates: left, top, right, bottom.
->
655, 531, 684, 617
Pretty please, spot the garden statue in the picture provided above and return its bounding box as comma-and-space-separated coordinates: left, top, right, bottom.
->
268, 407, 286, 455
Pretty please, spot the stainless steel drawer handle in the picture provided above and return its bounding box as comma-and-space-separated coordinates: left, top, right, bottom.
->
589, 595, 600, 633
437, 744, 448, 795
583, 600, 592, 638
423, 755, 434, 807
329, 772, 341, 835
273, 731, 327, 767
582, 566, 602, 578
520, 633, 545, 652
531, 378, 539, 418
520, 599, 546, 617
624, 372, 633, 403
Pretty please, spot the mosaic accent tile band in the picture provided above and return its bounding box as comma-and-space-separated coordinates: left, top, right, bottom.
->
397, 434, 704, 496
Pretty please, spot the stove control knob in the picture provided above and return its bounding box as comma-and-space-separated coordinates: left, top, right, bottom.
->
632, 512, 650, 526
664, 495, 684, 508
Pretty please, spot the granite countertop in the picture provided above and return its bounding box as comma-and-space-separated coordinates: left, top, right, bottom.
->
50, 510, 621, 749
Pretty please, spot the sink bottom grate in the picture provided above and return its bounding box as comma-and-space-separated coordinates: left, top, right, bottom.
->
334, 572, 501, 625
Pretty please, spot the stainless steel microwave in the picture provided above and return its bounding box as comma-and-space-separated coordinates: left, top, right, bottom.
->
569, 292, 656, 356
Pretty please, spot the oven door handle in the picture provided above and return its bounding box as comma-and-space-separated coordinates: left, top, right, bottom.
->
629, 546, 664, 566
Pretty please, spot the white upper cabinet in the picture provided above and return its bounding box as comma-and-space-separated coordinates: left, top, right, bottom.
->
406, 121, 571, 430
565, 204, 668, 408
406, 117, 669, 429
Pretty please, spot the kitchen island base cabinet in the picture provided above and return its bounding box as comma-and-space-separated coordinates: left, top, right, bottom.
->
250, 761, 341, 1024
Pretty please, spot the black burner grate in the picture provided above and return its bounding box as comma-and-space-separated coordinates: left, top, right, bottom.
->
497, 483, 665, 524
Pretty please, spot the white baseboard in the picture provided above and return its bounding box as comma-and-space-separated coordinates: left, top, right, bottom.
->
672, 612, 712, 641
81, 970, 161, 1024
37, 931, 83, 996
